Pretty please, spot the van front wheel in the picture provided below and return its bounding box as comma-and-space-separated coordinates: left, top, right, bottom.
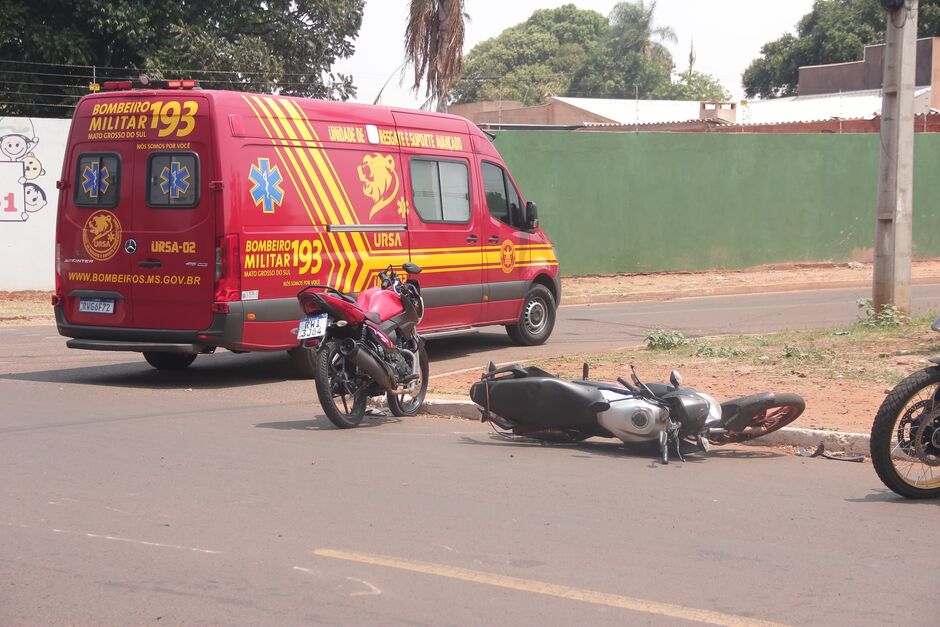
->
143, 352, 197, 370
506, 285, 556, 346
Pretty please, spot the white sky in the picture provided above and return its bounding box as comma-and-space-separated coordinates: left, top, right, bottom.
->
333, 0, 816, 107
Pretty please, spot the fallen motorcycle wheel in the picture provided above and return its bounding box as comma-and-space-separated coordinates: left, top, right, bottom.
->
314, 339, 368, 428
871, 366, 940, 499
387, 343, 429, 417
711, 393, 805, 444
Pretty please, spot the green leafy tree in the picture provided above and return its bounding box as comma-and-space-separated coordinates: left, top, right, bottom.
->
655, 71, 731, 101
451, 4, 608, 105
0, 0, 364, 117
452, 1, 714, 104
743, 0, 940, 98
405, 0, 467, 111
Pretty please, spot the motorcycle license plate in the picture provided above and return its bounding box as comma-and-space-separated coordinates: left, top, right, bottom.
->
78, 298, 114, 314
297, 313, 328, 340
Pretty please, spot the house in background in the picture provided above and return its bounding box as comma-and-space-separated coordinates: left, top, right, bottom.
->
449, 38, 940, 134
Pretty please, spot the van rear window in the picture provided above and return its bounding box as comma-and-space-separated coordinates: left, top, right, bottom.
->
147, 152, 199, 208
410, 158, 470, 223
75, 153, 120, 208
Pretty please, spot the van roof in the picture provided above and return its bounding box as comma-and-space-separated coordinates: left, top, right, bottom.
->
77, 88, 491, 141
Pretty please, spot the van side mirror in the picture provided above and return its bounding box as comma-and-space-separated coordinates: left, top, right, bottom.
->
525, 201, 538, 229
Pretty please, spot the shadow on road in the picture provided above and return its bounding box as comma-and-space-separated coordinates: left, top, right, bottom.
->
424, 331, 515, 362
255, 414, 401, 430
0, 350, 301, 390
457, 434, 783, 462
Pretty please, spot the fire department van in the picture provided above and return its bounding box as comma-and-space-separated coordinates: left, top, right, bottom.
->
54, 82, 560, 373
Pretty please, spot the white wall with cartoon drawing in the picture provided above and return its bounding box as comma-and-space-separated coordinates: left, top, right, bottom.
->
0, 117, 70, 290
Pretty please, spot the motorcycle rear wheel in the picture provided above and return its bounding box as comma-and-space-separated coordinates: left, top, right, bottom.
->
387, 343, 429, 417
871, 366, 940, 498
314, 339, 368, 428
712, 393, 804, 444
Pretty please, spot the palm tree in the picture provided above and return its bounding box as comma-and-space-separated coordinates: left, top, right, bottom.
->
405, 0, 466, 111
607, 0, 677, 64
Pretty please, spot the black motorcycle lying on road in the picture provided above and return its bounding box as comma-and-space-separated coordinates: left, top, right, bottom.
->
470, 362, 805, 463
871, 314, 940, 498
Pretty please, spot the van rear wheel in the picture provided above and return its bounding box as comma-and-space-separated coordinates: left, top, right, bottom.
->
506, 285, 556, 346
143, 352, 197, 371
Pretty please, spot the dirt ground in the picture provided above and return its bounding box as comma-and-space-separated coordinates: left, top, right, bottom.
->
6, 259, 940, 435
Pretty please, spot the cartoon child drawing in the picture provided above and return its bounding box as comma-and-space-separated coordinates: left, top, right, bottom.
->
0, 117, 39, 161
17, 153, 44, 184
23, 183, 46, 218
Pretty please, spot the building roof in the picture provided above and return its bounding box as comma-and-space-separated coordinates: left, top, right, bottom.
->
552, 96, 702, 125
740, 88, 934, 125
550, 88, 934, 128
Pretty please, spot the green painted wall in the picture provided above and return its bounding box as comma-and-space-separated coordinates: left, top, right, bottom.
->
493, 131, 940, 276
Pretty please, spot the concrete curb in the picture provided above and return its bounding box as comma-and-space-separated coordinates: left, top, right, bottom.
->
420, 397, 870, 457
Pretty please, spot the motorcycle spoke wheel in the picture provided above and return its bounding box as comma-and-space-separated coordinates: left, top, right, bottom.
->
871, 367, 940, 498
314, 340, 367, 429
716, 393, 804, 444
387, 343, 429, 417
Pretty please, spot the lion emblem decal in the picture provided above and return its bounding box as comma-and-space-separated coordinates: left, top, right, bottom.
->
82, 210, 122, 261
358, 153, 401, 219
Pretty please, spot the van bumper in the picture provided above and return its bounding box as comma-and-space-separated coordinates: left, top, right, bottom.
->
54, 304, 245, 352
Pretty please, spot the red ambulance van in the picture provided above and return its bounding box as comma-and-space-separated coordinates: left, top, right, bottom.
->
54, 82, 560, 373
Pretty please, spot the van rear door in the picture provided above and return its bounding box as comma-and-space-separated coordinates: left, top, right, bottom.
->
59, 145, 135, 328
129, 96, 216, 330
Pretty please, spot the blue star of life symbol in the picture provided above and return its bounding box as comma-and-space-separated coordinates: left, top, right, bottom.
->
81, 162, 110, 199
159, 161, 191, 200
249, 158, 285, 214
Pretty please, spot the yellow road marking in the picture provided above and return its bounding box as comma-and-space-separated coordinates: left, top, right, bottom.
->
312, 548, 783, 626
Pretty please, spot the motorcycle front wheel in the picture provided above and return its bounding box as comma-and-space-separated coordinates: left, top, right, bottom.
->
712, 393, 804, 444
871, 367, 940, 498
387, 343, 429, 417
314, 339, 368, 428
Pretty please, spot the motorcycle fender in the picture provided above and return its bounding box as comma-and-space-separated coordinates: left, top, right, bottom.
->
929, 357, 940, 366
719, 392, 776, 432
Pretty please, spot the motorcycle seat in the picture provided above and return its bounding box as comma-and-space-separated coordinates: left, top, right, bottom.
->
471, 375, 609, 428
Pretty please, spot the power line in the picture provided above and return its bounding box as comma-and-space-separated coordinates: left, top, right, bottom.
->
0, 58, 334, 78
0, 99, 76, 108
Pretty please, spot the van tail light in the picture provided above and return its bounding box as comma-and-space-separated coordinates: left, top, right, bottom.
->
54, 242, 62, 304
214, 234, 241, 304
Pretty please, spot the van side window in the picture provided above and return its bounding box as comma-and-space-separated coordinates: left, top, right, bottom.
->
482, 162, 523, 228
147, 152, 199, 208
74, 153, 120, 208
410, 158, 470, 223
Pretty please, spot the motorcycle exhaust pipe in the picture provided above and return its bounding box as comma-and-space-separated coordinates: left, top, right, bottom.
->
338, 339, 397, 392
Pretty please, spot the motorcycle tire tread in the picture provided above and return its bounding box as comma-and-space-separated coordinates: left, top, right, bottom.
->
870, 366, 940, 499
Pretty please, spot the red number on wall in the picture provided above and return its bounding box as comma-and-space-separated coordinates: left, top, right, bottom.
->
3, 192, 18, 213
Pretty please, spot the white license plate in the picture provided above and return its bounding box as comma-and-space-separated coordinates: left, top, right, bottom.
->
78, 298, 114, 314
297, 313, 328, 340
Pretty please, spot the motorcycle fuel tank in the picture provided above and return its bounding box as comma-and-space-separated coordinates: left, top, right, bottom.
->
596, 390, 669, 443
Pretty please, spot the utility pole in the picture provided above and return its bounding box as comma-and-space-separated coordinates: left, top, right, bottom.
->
874, 0, 918, 314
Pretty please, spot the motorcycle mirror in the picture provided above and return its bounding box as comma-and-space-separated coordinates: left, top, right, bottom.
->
402, 262, 422, 275
487, 361, 496, 373
582, 362, 589, 380
669, 370, 682, 388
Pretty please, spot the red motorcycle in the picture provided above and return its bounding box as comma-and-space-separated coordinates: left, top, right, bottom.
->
296, 263, 428, 428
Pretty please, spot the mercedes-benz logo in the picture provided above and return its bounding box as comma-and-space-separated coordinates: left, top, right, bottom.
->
124, 239, 138, 254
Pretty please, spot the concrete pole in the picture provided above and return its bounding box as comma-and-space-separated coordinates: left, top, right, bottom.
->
874, 0, 918, 314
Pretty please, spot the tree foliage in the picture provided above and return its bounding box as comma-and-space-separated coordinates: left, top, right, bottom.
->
0, 0, 364, 117
451, 1, 724, 105
743, 0, 940, 98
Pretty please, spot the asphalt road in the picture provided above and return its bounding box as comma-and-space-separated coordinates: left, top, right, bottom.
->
2, 285, 940, 625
